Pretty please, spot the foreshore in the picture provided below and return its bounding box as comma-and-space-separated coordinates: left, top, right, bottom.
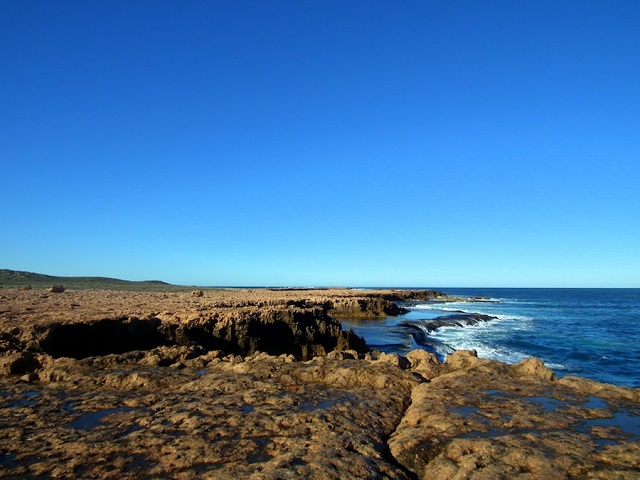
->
1, 287, 639, 478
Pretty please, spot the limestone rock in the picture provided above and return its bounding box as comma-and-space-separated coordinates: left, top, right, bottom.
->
388, 352, 640, 479
327, 296, 408, 318
445, 349, 490, 370
1, 288, 638, 479
510, 356, 555, 380
376, 352, 411, 369
406, 349, 443, 380
0, 352, 41, 375
0, 351, 417, 479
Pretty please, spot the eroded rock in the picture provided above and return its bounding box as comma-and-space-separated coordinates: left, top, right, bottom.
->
0, 294, 369, 361
1, 289, 638, 478
388, 350, 640, 479
0, 349, 418, 479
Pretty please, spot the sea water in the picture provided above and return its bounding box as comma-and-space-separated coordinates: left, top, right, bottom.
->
342, 288, 640, 388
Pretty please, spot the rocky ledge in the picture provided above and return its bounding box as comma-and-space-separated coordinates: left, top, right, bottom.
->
1, 288, 638, 479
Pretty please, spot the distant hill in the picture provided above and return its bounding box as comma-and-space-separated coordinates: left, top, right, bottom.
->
0, 269, 189, 292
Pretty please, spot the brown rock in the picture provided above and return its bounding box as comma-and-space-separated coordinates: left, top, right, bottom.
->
406, 349, 444, 380
445, 348, 491, 370
0, 351, 42, 375
0, 351, 418, 479
388, 352, 640, 479
510, 356, 555, 380
376, 352, 411, 370
0, 293, 369, 361
327, 295, 409, 318
0, 288, 638, 479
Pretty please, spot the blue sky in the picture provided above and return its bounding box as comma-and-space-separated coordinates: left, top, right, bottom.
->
2, 1, 639, 287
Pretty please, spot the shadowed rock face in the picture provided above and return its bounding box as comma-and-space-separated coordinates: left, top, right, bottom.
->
39, 318, 168, 358
15, 309, 369, 361
327, 296, 409, 318
0, 288, 448, 361
0, 289, 383, 361
325, 289, 446, 318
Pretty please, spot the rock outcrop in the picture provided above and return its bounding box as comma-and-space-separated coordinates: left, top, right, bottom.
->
415, 312, 498, 332
1, 288, 638, 479
0, 347, 419, 479
326, 295, 408, 318
0, 289, 376, 361
388, 350, 640, 479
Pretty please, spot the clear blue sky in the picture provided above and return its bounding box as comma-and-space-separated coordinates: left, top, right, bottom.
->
2, 1, 639, 287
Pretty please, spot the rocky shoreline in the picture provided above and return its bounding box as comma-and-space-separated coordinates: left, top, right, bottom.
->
1, 288, 638, 478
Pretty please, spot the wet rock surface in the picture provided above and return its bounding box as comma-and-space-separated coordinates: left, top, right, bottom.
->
416, 312, 498, 332
0, 349, 418, 479
389, 350, 640, 479
1, 288, 639, 479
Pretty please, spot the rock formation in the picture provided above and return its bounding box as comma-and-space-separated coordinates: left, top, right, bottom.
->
389, 350, 640, 478
415, 312, 498, 332
0, 288, 375, 361
0, 287, 638, 478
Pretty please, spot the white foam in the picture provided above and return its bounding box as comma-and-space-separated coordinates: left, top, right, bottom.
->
404, 299, 545, 366
449, 340, 527, 365
408, 303, 452, 310
492, 314, 533, 322
545, 362, 568, 371
407, 303, 533, 321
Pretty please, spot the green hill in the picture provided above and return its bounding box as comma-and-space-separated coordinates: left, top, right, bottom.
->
0, 269, 189, 292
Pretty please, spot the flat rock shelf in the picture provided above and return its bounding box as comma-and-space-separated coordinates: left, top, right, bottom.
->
1, 288, 638, 479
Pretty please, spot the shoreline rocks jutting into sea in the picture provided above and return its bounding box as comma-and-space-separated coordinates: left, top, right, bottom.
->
1, 288, 638, 479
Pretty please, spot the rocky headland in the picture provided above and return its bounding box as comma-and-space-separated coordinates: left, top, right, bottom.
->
1, 287, 638, 479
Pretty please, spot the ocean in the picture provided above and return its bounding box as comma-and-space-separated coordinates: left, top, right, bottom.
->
342, 288, 640, 388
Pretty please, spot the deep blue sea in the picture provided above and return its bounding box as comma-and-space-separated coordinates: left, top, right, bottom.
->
342, 288, 640, 388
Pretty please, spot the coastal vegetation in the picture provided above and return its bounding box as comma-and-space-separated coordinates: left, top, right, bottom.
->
0, 269, 189, 292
